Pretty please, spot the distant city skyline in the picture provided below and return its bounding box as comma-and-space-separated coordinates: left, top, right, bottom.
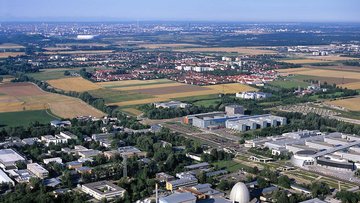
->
0, 0, 359, 22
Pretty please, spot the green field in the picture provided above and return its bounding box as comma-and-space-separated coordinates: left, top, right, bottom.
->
0, 110, 59, 128
88, 88, 154, 103
102, 79, 175, 88
269, 79, 309, 89
212, 160, 251, 173
194, 98, 221, 107
27, 69, 73, 81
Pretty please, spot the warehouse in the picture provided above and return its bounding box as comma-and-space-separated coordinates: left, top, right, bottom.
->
225, 114, 287, 132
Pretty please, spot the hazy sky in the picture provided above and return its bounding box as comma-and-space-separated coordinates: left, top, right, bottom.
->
0, 0, 359, 22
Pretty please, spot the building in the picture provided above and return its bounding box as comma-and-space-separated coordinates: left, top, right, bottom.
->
154, 101, 191, 109
185, 112, 243, 129
59, 131, 77, 140
78, 149, 101, 158
179, 184, 224, 199
225, 114, 287, 132
156, 172, 175, 183
50, 120, 71, 128
0, 169, 15, 186
229, 182, 250, 203
0, 149, 26, 169
43, 157, 63, 165
81, 181, 126, 200
225, 105, 244, 116
118, 146, 147, 158
27, 163, 49, 179
67, 161, 83, 169
22, 137, 39, 145
41, 134, 70, 146
166, 178, 198, 191
159, 192, 196, 203
236, 92, 272, 100
184, 162, 210, 170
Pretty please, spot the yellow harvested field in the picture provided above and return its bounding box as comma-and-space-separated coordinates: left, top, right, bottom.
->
280, 59, 329, 64
114, 83, 186, 91
206, 83, 258, 94
139, 43, 201, 49
177, 47, 276, 55
47, 77, 100, 92
121, 108, 143, 116
0, 52, 25, 58
44, 50, 113, 55
338, 82, 360, 90
98, 79, 173, 88
110, 97, 169, 106
278, 68, 360, 80
326, 97, 360, 111
0, 83, 106, 118
110, 83, 256, 106
55, 43, 109, 47
306, 55, 359, 61
0, 43, 24, 49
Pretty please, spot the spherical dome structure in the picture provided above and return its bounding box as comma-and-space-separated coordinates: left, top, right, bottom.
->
229, 182, 250, 203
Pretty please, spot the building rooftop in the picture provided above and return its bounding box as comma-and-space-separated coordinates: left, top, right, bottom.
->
0, 149, 25, 166
185, 162, 210, 170
159, 192, 196, 203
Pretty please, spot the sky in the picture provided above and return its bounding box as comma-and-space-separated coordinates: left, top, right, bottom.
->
0, 0, 359, 22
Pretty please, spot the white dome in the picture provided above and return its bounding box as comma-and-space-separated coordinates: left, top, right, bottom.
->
229, 182, 250, 203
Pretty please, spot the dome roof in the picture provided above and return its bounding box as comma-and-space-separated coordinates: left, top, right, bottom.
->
229, 182, 250, 203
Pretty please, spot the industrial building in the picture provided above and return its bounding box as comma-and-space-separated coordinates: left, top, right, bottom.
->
159, 192, 196, 203
81, 181, 126, 200
225, 114, 287, 132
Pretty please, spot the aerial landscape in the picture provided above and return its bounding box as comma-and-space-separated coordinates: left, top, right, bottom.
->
0, 0, 360, 203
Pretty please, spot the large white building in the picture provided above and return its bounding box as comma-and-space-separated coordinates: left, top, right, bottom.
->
229, 182, 250, 203
236, 91, 272, 100
226, 114, 287, 132
81, 181, 126, 200
154, 101, 190, 109
0, 149, 26, 169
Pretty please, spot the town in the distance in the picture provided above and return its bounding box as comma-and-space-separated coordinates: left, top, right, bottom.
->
0, 21, 360, 203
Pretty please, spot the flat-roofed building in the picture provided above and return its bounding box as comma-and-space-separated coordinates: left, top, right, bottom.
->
156, 172, 175, 183
0, 149, 26, 169
159, 192, 196, 203
184, 162, 210, 170
118, 146, 147, 158
78, 149, 101, 158
226, 114, 287, 132
154, 101, 191, 109
305, 141, 333, 150
27, 163, 49, 179
166, 178, 198, 191
81, 181, 126, 200
43, 157, 63, 165
0, 169, 15, 186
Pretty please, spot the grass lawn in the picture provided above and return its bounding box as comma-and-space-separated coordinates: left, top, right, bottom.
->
269, 80, 309, 89
0, 110, 58, 128
89, 89, 154, 103
194, 98, 221, 107
212, 160, 251, 173
27, 70, 72, 81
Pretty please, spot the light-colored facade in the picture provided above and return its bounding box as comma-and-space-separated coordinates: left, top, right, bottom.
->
81, 181, 126, 200
27, 163, 49, 179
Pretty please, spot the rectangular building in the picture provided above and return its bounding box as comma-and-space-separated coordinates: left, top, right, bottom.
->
225, 114, 287, 132
166, 178, 198, 191
27, 163, 49, 179
0, 149, 26, 169
81, 181, 126, 200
